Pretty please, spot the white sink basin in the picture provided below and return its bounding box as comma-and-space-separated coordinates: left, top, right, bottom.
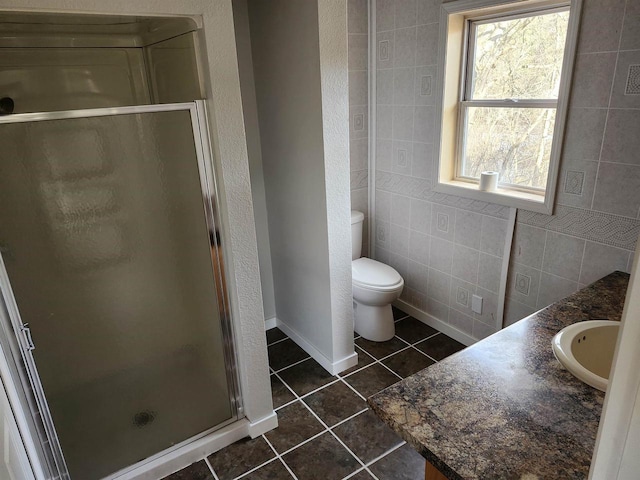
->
552, 320, 619, 391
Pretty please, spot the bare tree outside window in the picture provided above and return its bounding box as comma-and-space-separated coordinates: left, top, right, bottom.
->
459, 10, 570, 190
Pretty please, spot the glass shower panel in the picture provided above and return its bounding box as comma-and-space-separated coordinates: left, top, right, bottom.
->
0, 108, 233, 479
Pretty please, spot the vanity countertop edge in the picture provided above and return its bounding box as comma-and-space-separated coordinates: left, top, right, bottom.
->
368, 271, 630, 480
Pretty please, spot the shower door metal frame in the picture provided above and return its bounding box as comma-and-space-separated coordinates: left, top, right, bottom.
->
0, 101, 243, 480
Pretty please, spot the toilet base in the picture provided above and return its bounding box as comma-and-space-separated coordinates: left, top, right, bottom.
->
353, 301, 395, 342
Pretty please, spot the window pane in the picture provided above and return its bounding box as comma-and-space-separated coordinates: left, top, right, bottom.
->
469, 10, 570, 100
461, 106, 556, 189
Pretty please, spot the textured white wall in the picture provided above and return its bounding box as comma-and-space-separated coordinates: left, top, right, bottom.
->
317, 0, 355, 368
0, 0, 273, 425
248, 0, 334, 358
247, 0, 355, 369
232, 0, 277, 322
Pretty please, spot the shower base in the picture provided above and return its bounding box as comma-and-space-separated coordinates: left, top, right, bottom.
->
47, 347, 232, 480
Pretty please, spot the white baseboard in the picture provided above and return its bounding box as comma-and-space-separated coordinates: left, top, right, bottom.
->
264, 317, 277, 330
394, 300, 476, 347
247, 411, 278, 438
275, 319, 358, 375
331, 351, 358, 374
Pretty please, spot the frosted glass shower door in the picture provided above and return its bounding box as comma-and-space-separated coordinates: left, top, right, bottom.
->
0, 103, 236, 479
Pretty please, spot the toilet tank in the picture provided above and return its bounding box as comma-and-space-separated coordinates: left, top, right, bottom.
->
351, 210, 365, 260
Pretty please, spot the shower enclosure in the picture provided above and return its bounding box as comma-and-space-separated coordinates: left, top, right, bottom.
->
0, 102, 240, 479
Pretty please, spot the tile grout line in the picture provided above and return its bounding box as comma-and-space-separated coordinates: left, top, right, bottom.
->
231, 457, 279, 480
273, 365, 396, 480
355, 336, 410, 361
394, 334, 413, 347
417, 331, 441, 343
376, 344, 412, 363
577, 241, 588, 288
338, 375, 369, 402
409, 344, 439, 364
331, 407, 370, 428
264, 325, 447, 479
535, 232, 549, 309
190, 318, 449, 480
272, 356, 313, 374
274, 397, 299, 412
341, 467, 369, 479
364, 440, 407, 468
337, 362, 369, 378
271, 369, 311, 403
365, 341, 408, 377
307, 411, 373, 477
267, 336, 290, 347
349, 331, 446, 382
272, 372, 370, 475
218, 364, 309, 480
279, 429, 329, 457
261, 434, 300, 480
590, 0, 627, 211
204, 456, 220, 480
359, 354, 403, 380
297, 378, 343, 400
271, 368, 303, 411
278, 338, 428, 407
269, 370, 333, 449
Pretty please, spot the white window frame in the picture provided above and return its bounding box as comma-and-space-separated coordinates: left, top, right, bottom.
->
434, 0, 583, 214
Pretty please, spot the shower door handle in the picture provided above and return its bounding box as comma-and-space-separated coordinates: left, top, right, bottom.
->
20, 323, 35, 351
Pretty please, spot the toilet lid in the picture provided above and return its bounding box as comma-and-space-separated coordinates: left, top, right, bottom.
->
352, 258, 402, 288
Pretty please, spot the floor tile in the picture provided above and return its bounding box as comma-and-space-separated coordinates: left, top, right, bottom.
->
245, 459, 294, 479
394, 317, 438, 344
263, 401, 324, 453
414, 334, 465, 361
268, 338, 310, 371
266, 327, 287, 345
381, 348, 435, 378
207, 436, 274, 480
339, 346, 375, 376
162, 460, 213, 480
332, 410, 403, 464
271, 374, 296, 409
368, 444, 425, 480
348, 470, 375, 479
343, 364, 400, 398
282, 432, 360, 480
303, 381, 366, 427
278, 358, 336, 396
355, 336, 408, 360
392, 306, 409, 320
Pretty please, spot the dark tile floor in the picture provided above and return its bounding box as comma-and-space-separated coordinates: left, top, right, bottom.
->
163, 308, 465, 480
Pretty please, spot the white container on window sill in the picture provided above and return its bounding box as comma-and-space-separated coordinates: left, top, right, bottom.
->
479, 171, 499, 192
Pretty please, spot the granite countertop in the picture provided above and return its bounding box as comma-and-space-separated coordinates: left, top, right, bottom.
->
369, 271, 629, 480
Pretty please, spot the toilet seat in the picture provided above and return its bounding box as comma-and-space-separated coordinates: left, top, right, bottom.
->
352, 258, 403, 292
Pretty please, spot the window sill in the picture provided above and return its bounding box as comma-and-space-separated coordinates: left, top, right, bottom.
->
434, 179, 552, 214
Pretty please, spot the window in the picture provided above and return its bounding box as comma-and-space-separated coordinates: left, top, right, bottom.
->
436, 0, 581, 213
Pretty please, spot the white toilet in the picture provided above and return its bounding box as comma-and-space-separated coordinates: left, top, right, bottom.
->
351, 210, 404, 342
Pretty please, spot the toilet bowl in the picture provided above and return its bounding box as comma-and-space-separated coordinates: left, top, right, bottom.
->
351, 211, 404, 342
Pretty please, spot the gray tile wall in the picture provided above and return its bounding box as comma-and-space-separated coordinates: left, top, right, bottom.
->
373, 0, 640, 340
349, 0, 370, 255
506, 0, 640, 325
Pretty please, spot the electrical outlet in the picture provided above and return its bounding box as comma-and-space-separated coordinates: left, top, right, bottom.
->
471, 294, 483, 314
